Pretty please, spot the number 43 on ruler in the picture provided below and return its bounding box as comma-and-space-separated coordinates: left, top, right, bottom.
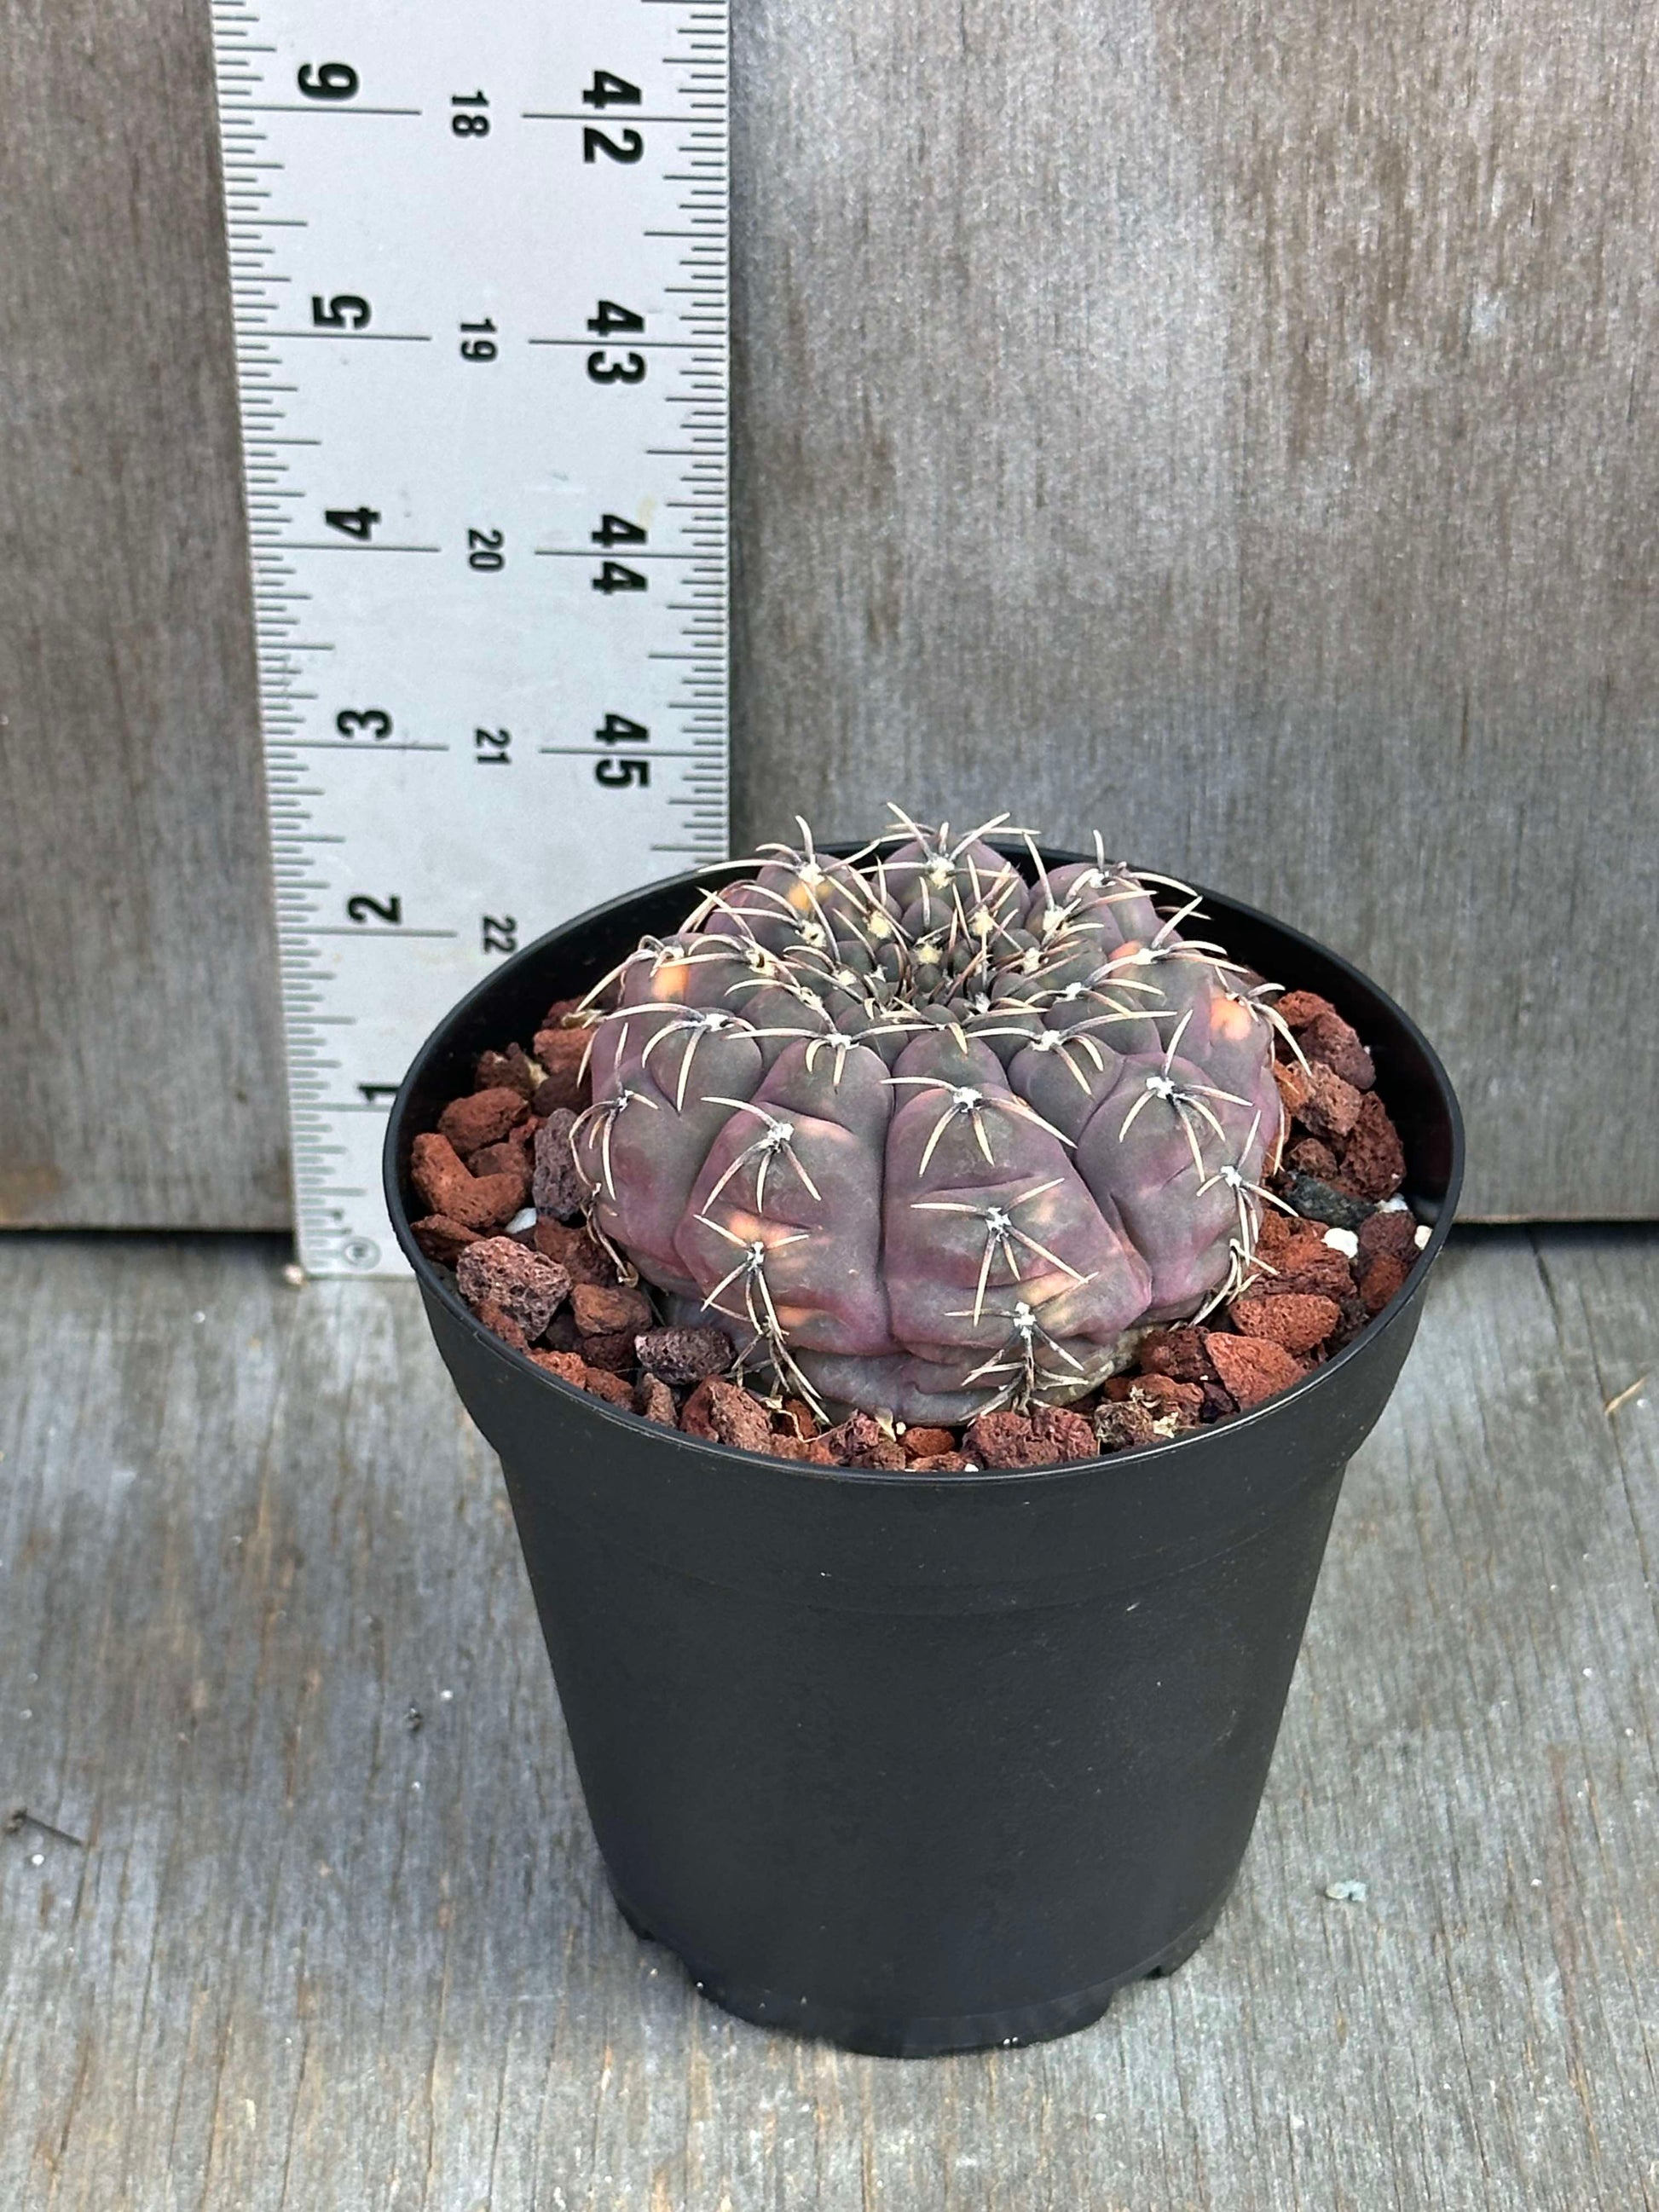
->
211, 1, 729, 1272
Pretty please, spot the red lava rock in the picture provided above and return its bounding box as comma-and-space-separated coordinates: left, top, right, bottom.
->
532, 1109, 587, 1222
456, 1238, 571, 1341
1301, 1008, 1375, 1091
1359, 1252, 1411, 1314
1286, 1136, 1340, 1180
1295, 1063, 1363, 1142
633, 1375, 678, 1425
469, 1125, 531, 1175
473, 1298, 529, 1350
1255, 1208, 1301, 1263
1229, 1291, 1341, 1354
456, 1172, 529, 1238
962, 1409, 1054, 1470
410, 1215, 480, 1268
680, 1376, 775, 1453
1336, 1091, 1406, 1201
1262, 1230, 1356, 1300
531, 1218, 616, 1285
465, 1139, 532, 1206
1030, 1404, 1100, 1462
1273, 1262, 1360, 1307
1291, 1222, 1350, 1266
571, 1280, 654, 1337
531, 1026, 590, 1112
902, 1424, 957, 1461
776, 1398, 820, 1441
425, 976, 1413, 1469
410, 1130, 470, 1214
581, 1366, 634, 1406
635, 1325, 734, 1385
1126, 1372, 1205, 1424
578, 1330, 636, 1374
1272, 1060, 1314, 1120
410, 1133, 526, 1233
1359, 1207, 1418, 1268
821, 1411, 907, 1469
475, 1043, 540, 1100
438, 1085, 529, 1159
1274, 990, 1337, 1031
1139, 1325, 1217, 1383
529, 1348, 587, 1386
1205, 1331, 1305, 1410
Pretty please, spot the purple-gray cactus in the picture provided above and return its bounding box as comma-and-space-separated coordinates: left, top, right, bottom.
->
571, 811, 1291, 1424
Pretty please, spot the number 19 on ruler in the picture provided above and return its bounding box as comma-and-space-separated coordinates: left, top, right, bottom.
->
211, 0, 730, 1273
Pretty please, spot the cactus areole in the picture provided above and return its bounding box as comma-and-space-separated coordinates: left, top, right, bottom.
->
569, 810, 1296, 1428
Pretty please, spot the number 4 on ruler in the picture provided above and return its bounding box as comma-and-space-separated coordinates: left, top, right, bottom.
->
211, 3, 730, 1273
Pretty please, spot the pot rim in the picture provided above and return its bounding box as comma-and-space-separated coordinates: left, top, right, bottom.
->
385, 845, 1465, 1490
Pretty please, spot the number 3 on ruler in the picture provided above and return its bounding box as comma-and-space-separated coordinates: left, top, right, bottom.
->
213, 0, 730, 1277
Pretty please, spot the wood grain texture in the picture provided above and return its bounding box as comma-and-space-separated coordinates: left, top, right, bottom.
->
0, 1, 289, 1228
728, 0, 1659, 1219
2, 1230, 1656, 2207
1, 0, 1655, 1224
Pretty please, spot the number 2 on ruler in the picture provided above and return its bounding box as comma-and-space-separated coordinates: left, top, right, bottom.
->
211, 1, 729, 1271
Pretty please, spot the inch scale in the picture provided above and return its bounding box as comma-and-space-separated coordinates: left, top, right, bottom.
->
209, 0, 729, 1274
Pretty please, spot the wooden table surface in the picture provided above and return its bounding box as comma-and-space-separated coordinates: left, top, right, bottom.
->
2, 1231, 1656, 2210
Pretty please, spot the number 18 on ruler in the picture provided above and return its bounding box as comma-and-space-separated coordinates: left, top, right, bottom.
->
211, 0, 730, 1273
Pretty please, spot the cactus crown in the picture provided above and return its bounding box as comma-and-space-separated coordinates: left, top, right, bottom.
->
570, 808, 1287, 1428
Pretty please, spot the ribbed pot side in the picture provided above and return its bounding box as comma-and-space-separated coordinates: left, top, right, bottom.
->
388, 850, 1464, 2057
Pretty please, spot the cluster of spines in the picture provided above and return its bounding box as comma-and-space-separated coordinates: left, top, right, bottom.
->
567, 808, 1292, 1423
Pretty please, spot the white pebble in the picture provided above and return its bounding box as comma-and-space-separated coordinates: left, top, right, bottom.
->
1379, 1195, 1411, 1213
506, 1206, 538, 1235
1322, 1227, 1359, 1258
1324, 1879, 1368, 1903
1414, 1224, 1431, 1249
280, 1262, 306, 1289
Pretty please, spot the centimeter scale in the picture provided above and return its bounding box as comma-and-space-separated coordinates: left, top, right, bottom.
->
209, 0, 731, 1273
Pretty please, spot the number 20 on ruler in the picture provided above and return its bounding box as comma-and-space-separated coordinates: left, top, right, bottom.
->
298, 55, 671, 802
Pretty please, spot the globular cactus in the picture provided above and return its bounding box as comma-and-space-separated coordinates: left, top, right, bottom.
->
571, 810, 1291, 1425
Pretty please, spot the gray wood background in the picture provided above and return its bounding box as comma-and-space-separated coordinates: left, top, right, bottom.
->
4, 1229, 1656, 2207
3, 0, 1656, 1227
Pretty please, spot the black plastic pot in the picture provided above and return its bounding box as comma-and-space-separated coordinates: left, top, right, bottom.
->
385, 849, 1464, 2058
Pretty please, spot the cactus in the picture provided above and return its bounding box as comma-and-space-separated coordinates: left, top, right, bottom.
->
570, 810, 1291, 1425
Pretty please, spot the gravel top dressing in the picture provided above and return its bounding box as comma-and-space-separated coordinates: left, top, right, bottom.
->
403, 816, 1425, 1470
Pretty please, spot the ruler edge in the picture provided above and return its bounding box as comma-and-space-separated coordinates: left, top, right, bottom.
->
206, 0, 732, 1273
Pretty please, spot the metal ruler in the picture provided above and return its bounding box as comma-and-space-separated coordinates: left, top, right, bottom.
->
209, 0, 729, 1274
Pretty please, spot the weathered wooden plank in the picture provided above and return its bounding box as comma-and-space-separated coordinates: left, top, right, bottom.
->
0, 1, 288, 1228
726, 0, 1659, 1222
2, 0, 1655, 1223
2, 1231, 1656, 2208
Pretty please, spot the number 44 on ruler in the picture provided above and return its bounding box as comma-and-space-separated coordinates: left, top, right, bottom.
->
210, 0, 730, 1273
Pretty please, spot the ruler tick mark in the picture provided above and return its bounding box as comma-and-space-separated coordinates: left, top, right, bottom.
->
214, 0, 729, 1274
